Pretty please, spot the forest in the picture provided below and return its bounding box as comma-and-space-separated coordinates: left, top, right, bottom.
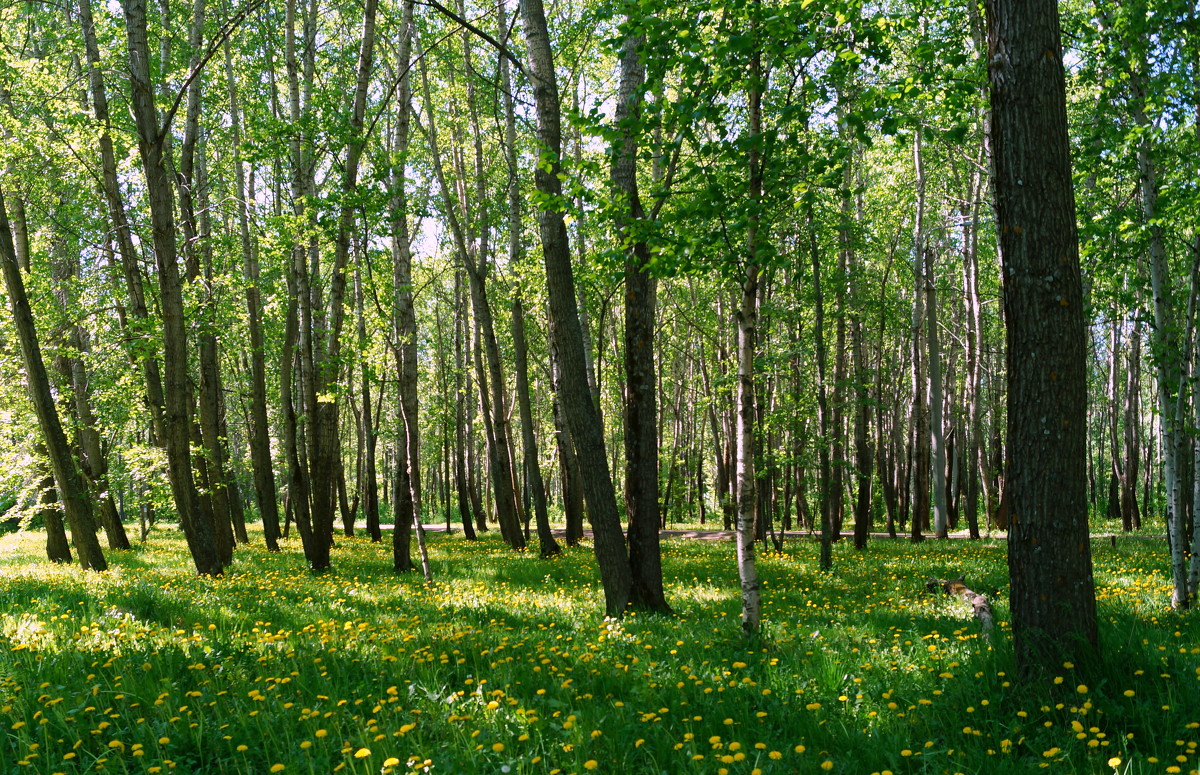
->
1, 0, 1200, 770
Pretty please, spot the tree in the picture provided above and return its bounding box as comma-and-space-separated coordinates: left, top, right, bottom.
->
0, 190, 107, 571
986, 0, 1098, 675
122, 0, 222, 576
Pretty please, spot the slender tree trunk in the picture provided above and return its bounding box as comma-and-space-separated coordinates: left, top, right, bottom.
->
734, 23, 767, 632
48, 224, 130, 551
521, 0, 631, 615
1, 191, 107, 571
808, 205, 834, 573
355, 266, 380, 539
225, 38, 280, 550
122, 0, 220, 575
910, 132, 930, 542
453, 271, 479, 540
512, 299, 560, 557
34, 448, 71, 563
614, 28, 669, 612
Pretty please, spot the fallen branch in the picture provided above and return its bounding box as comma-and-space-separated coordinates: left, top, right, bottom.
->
926, 576, 994, 641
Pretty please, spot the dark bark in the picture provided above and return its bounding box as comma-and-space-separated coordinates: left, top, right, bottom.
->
614, 30, 668, 612
34, 446, 71, 563
520, 0, 631, 615
225, 38, 280, 551
355, 266, 380, 539
1, 191, 107, 571
986, 0, 1098, 674
122, 0, 221, 575
78, 0, 169, 448
453, 272, 478, 540
512, 298, 561, 557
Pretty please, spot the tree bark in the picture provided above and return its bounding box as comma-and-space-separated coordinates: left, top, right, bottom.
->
986, 0, 1099, 674
122, 0, 221, 575
614, 28, 668, 612
225, 37, 280, 551
520, 0, 631, 616
0, 190, 107, 571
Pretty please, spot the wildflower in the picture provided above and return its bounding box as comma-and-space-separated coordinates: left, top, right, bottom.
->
353, 748, 371, 759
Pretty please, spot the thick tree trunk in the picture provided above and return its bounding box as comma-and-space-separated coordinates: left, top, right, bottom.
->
987, 0, 1099, 674
173, 0, 238, 566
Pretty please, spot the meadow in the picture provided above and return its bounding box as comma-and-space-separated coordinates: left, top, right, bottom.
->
0, 526, 1197, 775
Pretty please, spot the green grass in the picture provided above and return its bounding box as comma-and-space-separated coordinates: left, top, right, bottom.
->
0, 526, 1196, 775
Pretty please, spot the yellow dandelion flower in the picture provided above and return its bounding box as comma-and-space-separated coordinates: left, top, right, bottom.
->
383, 758, 400, 767
821, 761, 834, 771
269, 765, 285, 773
492, 743, 504, 753
353, 748, 371, 759
583, 761, 598, 771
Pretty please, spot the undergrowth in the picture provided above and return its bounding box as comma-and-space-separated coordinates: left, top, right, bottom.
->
0, 527, 1196, 775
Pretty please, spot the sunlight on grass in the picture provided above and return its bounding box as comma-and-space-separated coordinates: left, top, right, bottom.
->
0, 528, 1196, 774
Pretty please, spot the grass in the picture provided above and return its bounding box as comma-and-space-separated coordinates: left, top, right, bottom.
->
0, 525, 1196, 775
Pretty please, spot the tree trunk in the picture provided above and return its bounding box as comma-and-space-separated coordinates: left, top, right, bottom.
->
48, 223, 130, 552
520, 0, 632, 616
78, 0, 168, 449
34, 449, 71, 564
453, 271, 479, 540
225, 39, 280, 550
986, 0, 1099, 674
122, 0, 221, 576
614, 29, 668, 612
355, 266, 380, 540
808, 205, 834, 573
0, 191, 107, 571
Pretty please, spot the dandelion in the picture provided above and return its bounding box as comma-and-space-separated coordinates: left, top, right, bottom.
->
492, 743, 504, 753
821, 761, 834, 771
270, 765, 285, 773
353, 748, 371, 759
583, 761, 598, 770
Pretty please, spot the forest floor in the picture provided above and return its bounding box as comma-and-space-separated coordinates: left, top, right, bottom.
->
0, 525, 1195, 775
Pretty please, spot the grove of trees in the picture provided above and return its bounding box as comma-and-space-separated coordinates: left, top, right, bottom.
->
2, 0, 1199, 676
